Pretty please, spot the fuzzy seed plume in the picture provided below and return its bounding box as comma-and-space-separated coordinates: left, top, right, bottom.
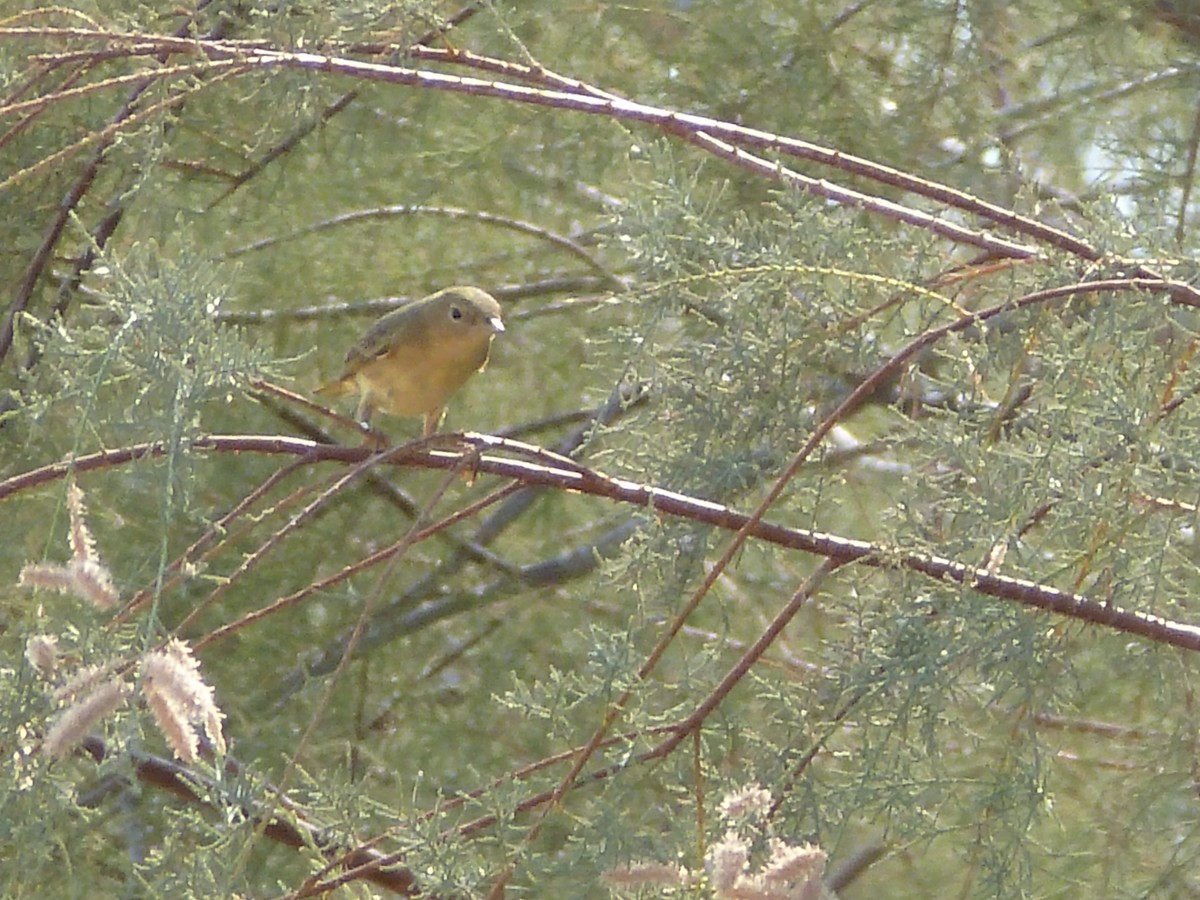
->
25, 634, 59, 677
141, 639, 226, 760
70, 558, 119, 609
720, 877, 775, 899
708, 830, 751, 892
19, 557, 118, 611
17, 483, 118, 609
144, 679, 198, 762
718, 782, 773, 822
43, 679, 130, 760
52, 663, 109, 705
601, 861, 692, 889
760, 839, 826, 886
19, 563, 76, 595
66, 481, 99, 565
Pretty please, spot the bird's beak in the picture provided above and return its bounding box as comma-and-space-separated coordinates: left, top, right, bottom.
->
490, 316, 505, 333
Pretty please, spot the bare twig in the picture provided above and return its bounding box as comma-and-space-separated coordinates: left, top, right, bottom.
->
1, 2, 233, 369
206, 2, 485, 208
214, 276, 613, 325
269, 380, 647, 699
190, 477, 526, 652
4, 430, 1199, 651
78, 735, 424, 896
217, 204, 623, 288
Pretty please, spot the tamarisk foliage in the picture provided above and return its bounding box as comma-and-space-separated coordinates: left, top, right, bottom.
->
4, 2, 1200, 897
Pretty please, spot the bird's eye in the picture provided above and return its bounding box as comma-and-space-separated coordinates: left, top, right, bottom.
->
450, 306, 463, 320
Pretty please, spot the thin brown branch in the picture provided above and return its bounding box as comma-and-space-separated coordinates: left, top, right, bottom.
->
432, 44, 1046, 272
0, 59, 220, 119
643, 559, 842, 757
418, 44, 1101, 263
0, 62, 243, 360
113, 457, 317, 622
165, 441, 439, 630
78, 735, 423, 896
0, 59, 94, 152
461, 557, 843, 895
5, 31, 1194, 310
190, 478, 524, 651
682, 128, 1035, 257
273, 517, 639, 700
295, 722, 682, 896
449, 687, 853, 852
232, 45, 1098, 260
205, 88, 360, 208
484, 557, 838, 893
212, 44, 1198, 296
1031, 710, 1163, 741
0, 62, 242, 197
264, 464, 480, 893
217, 204, 623, 287
1178, 88, 1200, 244
5, 427, 1200, 654
0, 1, 230, 366
273, 49, 1044, 258
771, 687, 873, 819
268, 381, 649, 698
250, 379, 526, 572
214, 277, 612, 325
205, 2, 484, 209
0, 26, 254, 50
415, 42, 1110, 268
0, 31, 1039, 265
473, 272, 1194, 887
618, 273, 1199, 783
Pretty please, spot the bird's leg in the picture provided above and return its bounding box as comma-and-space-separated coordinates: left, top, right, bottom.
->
422, 406, 447, 438
354, 399, 389, 449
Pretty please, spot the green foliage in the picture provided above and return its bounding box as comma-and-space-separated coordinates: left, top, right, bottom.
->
6, 0, 1200, 897
24, 240, 267, 434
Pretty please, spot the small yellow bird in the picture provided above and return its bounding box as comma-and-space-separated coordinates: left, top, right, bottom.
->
315, 286, 505, 437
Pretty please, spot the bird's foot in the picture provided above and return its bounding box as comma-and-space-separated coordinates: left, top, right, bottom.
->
359, 422, 390, 450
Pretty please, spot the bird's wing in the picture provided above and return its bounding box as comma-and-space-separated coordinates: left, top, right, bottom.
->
341, 314, 403, 372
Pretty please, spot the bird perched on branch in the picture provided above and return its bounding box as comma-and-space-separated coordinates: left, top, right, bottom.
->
315, 286, 505, 438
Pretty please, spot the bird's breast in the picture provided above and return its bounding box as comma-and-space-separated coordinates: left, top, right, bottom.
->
355, 333, 492, 417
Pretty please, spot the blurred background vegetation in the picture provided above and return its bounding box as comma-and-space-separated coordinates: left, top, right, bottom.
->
5, 1, 1200, 897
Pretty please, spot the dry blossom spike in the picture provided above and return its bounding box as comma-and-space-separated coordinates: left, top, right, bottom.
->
718, 782, 773, 822
66, 481, 98, 564
141, 639, 226, 762
52, 662, 110, 704
24, 634, 59, 677
692, 786, 834, 900
601, 861, 692, 889
18, 481, 118, 609
708, 830, 752, 893
143, 678, 198, 763
760, 840, 828, 889
69, 558, 120, 610
19, 562, 79, 595
42, 679, 131, 760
